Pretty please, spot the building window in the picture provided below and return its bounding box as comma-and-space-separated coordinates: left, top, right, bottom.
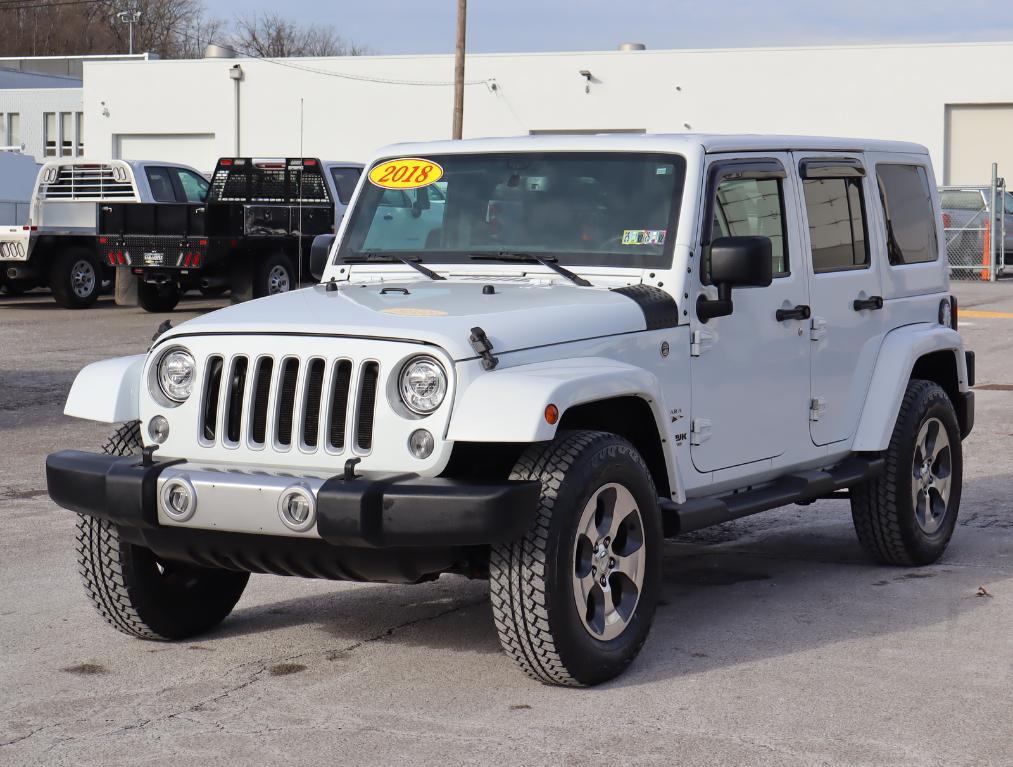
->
8, 113, 20, 148
877, 164, 939, 265
802, 177, 869, 273
44, 112, 56, 156
60, 113, 73, 156
75, 112, 84, 156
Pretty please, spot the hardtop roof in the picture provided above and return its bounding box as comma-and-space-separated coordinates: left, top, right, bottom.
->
372, 133, 927, 161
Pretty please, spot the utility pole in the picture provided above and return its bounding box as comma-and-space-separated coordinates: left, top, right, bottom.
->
117, 8, 142, 55
452, 0, 467, 139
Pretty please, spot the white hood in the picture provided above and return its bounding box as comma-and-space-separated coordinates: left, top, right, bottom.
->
163, 280, 650, 361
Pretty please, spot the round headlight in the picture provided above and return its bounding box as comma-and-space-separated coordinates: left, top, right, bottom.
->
399, 356, 448, 414
157, 349, 195, 402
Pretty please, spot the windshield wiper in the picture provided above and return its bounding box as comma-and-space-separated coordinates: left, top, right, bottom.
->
342, 253, 445, 281
469, 252, 592, 287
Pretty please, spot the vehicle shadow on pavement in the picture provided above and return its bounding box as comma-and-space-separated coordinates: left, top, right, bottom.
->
208, 492, 1009, 685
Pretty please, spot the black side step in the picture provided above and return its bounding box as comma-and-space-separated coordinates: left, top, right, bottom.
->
660, 455, 884, 536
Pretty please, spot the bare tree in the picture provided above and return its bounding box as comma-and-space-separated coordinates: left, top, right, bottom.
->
228, 12, 367, 58
0, 2, 366, 60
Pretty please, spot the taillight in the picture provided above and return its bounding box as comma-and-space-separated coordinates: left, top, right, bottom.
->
942, 212, 952, 229
107, 252, 116, 266
98, 236, 108, 245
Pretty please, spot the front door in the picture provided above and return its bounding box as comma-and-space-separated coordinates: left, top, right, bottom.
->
792, 152, 885, 446
689, 154, 813, 474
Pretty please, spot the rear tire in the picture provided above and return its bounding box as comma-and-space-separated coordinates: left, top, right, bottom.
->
50, 247, 101, 309
490, 430, 662, 686
851, 380, 963, 566
253, 252, 295, 298
137, 280, 181, 313
75, 421, 250, 640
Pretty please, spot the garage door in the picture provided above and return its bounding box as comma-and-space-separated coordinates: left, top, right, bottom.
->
945, 105, 1013, 185
114, 133, 217, 175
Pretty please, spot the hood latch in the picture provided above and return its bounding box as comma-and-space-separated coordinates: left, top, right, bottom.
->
469, 326, 499, 371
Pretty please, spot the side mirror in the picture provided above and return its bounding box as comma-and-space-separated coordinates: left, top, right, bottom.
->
411, 187, 431, 219
310, 234, 336, 282
697, 236, 773, 322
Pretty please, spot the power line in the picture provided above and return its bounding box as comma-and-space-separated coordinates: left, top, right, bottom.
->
204, 40, 489, 88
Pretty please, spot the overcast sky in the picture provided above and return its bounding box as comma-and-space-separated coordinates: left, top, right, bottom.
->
203, 0, 1013, 55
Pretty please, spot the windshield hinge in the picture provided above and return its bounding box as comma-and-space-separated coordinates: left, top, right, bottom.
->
469, 326, 499, 371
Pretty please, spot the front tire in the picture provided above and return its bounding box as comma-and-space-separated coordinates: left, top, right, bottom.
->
490, 431, 662, 686
851, 380, 963, 566
75, 421, 249, 639
50, 247, 101, 309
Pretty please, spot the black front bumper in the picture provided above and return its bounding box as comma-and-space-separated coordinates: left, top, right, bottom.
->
46, 450, 540, 549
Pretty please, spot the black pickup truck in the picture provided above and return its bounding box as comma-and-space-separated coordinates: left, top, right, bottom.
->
98, 157, 363, 311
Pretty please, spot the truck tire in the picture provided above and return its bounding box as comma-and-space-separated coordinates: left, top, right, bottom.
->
75, 421, 250, 640
489, 430, 662, 686
50, 247, 101, 309
253, 252, 295, 298
851, 380, 963, 566
137, 280, 181, 313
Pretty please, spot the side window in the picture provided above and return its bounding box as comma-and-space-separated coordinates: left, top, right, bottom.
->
329, 167, 362, 205
145, 166, 176, 203
877, 164, 938, 265
378, 189, 410, 208
710, 177, 787, 277
175, 169, 209, 203
802, 177, 868, 273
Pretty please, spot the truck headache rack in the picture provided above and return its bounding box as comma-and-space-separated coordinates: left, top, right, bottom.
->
41, 164, 136, 200
209, 158, 331, 204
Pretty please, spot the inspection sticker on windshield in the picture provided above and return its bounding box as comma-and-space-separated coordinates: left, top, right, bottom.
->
622, 229, 666, 245
369, 158, 444, 190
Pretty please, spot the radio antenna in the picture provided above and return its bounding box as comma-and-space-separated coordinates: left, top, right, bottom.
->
297, 97, 304, 286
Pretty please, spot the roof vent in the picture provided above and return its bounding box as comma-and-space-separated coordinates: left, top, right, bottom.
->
204, 43, 236, 59
618, 42, 646, 51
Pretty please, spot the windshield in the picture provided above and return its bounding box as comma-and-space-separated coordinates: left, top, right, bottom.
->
337, 152, 686, 269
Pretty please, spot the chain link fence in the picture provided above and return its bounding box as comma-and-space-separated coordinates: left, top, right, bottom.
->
941, 168, 1006, 281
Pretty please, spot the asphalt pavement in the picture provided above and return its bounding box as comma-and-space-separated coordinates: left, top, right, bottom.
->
1, 284, 1011, 766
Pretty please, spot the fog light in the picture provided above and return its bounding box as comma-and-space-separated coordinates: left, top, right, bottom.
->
408, 429, 435, 459
161, 476, 196, 522
148, 415, 170, 444
278, 485, 316, 532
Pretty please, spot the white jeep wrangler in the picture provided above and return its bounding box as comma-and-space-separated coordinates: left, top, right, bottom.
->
47, 135, 974, 686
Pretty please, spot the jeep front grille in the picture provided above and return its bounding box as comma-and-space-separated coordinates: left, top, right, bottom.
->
199, 353, 380, 454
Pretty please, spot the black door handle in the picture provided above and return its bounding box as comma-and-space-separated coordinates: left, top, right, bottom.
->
853, 296, 884, 311
776, 304, 811, 321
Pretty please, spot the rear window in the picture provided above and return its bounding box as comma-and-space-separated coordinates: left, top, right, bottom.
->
145, 167, 176, 203
877, 164, 939, 265
329, 167, 361, 205
939, 190, 985, 211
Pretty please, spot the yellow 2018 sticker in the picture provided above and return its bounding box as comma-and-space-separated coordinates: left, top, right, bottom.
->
368, 158, 444, 190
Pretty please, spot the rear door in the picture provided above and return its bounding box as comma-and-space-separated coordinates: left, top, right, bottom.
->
792, 152, 885, 446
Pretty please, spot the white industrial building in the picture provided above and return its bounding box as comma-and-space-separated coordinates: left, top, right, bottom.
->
2, 42, 1012, 184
